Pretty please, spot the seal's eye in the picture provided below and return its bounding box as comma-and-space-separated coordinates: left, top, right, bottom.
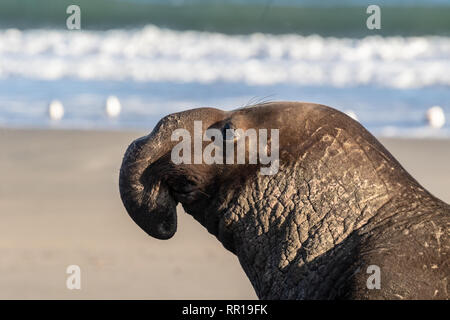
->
222, 122, 236, 140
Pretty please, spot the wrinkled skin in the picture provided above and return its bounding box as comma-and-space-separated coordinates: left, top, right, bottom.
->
119, 102, 449, 299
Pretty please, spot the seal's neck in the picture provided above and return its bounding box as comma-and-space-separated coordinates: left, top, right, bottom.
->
226, 166, 441, 298
215, 160, 384, 297
194, 129, 437, 298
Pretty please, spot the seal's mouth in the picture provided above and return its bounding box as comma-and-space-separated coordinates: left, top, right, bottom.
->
171, 186, 199, 203
170, 185, 206, 204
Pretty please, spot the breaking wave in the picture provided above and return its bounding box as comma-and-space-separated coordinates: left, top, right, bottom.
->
1, 26, 449, 88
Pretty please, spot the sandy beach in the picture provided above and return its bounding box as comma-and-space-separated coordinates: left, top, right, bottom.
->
0, 128, 448, 299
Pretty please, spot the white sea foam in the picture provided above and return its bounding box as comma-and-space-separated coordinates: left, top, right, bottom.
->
0, 26, 449, 88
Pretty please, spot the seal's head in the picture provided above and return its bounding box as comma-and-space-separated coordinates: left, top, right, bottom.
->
119, 102, 413, 242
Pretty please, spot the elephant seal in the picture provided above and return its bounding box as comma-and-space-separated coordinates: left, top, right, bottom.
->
119, 101, 449, 299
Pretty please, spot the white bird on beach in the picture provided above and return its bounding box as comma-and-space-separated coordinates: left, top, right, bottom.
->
48, 100, 64, 121
426, 106, 446, 129
105, 95, 121, 118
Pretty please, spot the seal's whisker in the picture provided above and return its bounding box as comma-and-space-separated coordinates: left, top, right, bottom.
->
241, 94, 276, 109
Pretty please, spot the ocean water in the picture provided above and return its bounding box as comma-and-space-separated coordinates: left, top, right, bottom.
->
0, 1, 449, 137
2, 1, 450, 36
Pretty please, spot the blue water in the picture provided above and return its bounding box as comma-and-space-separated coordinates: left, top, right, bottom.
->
1, 78, 449, 137
0, 15, 449, 137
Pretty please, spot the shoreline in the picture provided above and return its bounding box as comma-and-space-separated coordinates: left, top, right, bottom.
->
2, 126, 450, 139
